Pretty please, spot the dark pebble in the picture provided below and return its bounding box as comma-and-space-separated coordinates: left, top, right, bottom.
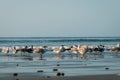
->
13, 73, 18, 77
56, 72, 61, 76
61, 73, 65, 76
105, 67, 109, 70
57, 64, 60, 66
16, 64, 19, 66
46, 76, 50, 78
53, 68, 58, 71
37, 70, 44, 72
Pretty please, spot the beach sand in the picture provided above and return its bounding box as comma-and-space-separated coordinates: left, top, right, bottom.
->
0, 74, 120, 80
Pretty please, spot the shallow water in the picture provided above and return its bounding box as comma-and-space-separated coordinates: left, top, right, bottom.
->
0, 52, 120, 76
0, 37, 120, 77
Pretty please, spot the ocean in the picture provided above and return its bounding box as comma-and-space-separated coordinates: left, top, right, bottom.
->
0, 37, 120, 77
0, 37, 120, 46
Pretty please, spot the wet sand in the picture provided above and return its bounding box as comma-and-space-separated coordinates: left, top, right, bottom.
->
0, 74, 120, 80
0, 52, 120, 80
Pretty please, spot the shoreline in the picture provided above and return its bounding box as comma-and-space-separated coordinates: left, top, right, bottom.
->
0, 74, 120, 80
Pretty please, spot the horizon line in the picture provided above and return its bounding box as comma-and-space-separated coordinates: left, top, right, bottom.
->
0, 36, 120, 38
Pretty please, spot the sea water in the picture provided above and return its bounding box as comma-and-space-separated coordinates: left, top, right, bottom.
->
0, 37, 120, 76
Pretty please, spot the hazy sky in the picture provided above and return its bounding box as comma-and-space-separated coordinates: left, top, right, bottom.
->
0, 0, 120, 37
